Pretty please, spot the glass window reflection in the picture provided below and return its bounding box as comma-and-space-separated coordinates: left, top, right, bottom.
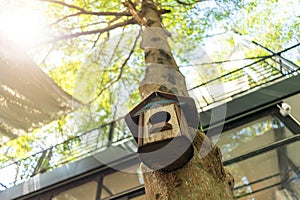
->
101, 165, 143, 199
214, 114, 300, 199
213, 116, 293, 160
52, 181, 97, 200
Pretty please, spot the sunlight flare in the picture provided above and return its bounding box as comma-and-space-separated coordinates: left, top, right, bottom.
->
0, 3, 46, 48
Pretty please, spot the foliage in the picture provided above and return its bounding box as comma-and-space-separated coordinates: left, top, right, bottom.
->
0, 0, 299, 183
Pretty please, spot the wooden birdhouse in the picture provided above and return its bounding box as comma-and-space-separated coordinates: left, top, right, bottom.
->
125, 91, 199, 171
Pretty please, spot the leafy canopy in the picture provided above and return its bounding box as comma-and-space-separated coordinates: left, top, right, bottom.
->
1, 0, 299, 165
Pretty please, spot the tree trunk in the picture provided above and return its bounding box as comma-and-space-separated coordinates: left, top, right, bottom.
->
137, 0, 234, 199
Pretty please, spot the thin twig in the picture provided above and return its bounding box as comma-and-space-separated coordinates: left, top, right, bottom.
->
48, 11, 131, 27
87, 31, 141, 105
108, 16, 123, 25
174, 0, 193, 6
92, 33, 102, 49
69, 21, 108, 30
39, 0, 87, 12
96, 34, 111, 60
48, 12, 82, 27
174, 0, 206, 6
179, 55, 270, 67
40, 0, 131, 16
106, 28, 126, 67
41, 18, 136, 44
39, 43, 56, 66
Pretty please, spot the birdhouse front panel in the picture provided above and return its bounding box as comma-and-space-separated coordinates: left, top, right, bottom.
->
124, 91, 198, 171
142, 103, 183, 145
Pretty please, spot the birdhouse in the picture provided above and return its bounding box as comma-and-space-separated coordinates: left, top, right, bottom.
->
125, 91, 199, 171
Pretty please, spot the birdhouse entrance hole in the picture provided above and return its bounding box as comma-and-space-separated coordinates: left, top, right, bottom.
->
149, 111, 172, 134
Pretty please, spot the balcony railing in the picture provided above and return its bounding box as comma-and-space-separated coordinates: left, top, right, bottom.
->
0, 43, 299, 191
0, 119, 133, 190
189, 43, 300, 111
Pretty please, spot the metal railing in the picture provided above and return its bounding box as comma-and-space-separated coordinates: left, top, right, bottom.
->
0, 119, 133, 190
0, 43, 299, 190
189, 43, 300, 111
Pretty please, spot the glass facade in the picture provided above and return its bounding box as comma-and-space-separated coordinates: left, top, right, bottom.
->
213, 114, 300, 199
227, 140, 300, 199
213, 116, 293, 160
95, 112, 300, 199
1, 102, 299, 200
101, 165, 143, 199
52, 181, 98, 200
131, 195, 146, 200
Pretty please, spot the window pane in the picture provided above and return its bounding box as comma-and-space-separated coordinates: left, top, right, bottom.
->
213, 116, 293, 160
101, 165, 143, 199
52, 181, 97, 200
226, 141, 300, 199
212, 114, 300, 199
131, 195, 146, 200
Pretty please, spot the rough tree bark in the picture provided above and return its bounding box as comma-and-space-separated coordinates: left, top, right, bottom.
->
135, 0, 234, 199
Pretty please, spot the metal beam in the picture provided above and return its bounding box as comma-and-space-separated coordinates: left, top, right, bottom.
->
201, 75, 300, 131
223, 135, 300, 166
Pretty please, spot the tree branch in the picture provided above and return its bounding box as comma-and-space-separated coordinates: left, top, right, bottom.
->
123, 0, 147, 26
106, 28, 126, 66
175, 0, 192, 6
48, 12, 82, 27
43, 18, 137, 44
48, 11, 131, 28
86, 11, 132, 16
39, 42, 56, 66
39, 0, 87, 12
69, 21, 108, 30
40, 0, 131, 16
87, 31, 140, 105
174, 0, 206, 6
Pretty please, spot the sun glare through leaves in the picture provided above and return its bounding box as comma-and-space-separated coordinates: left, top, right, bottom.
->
0, 1, 46, 48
